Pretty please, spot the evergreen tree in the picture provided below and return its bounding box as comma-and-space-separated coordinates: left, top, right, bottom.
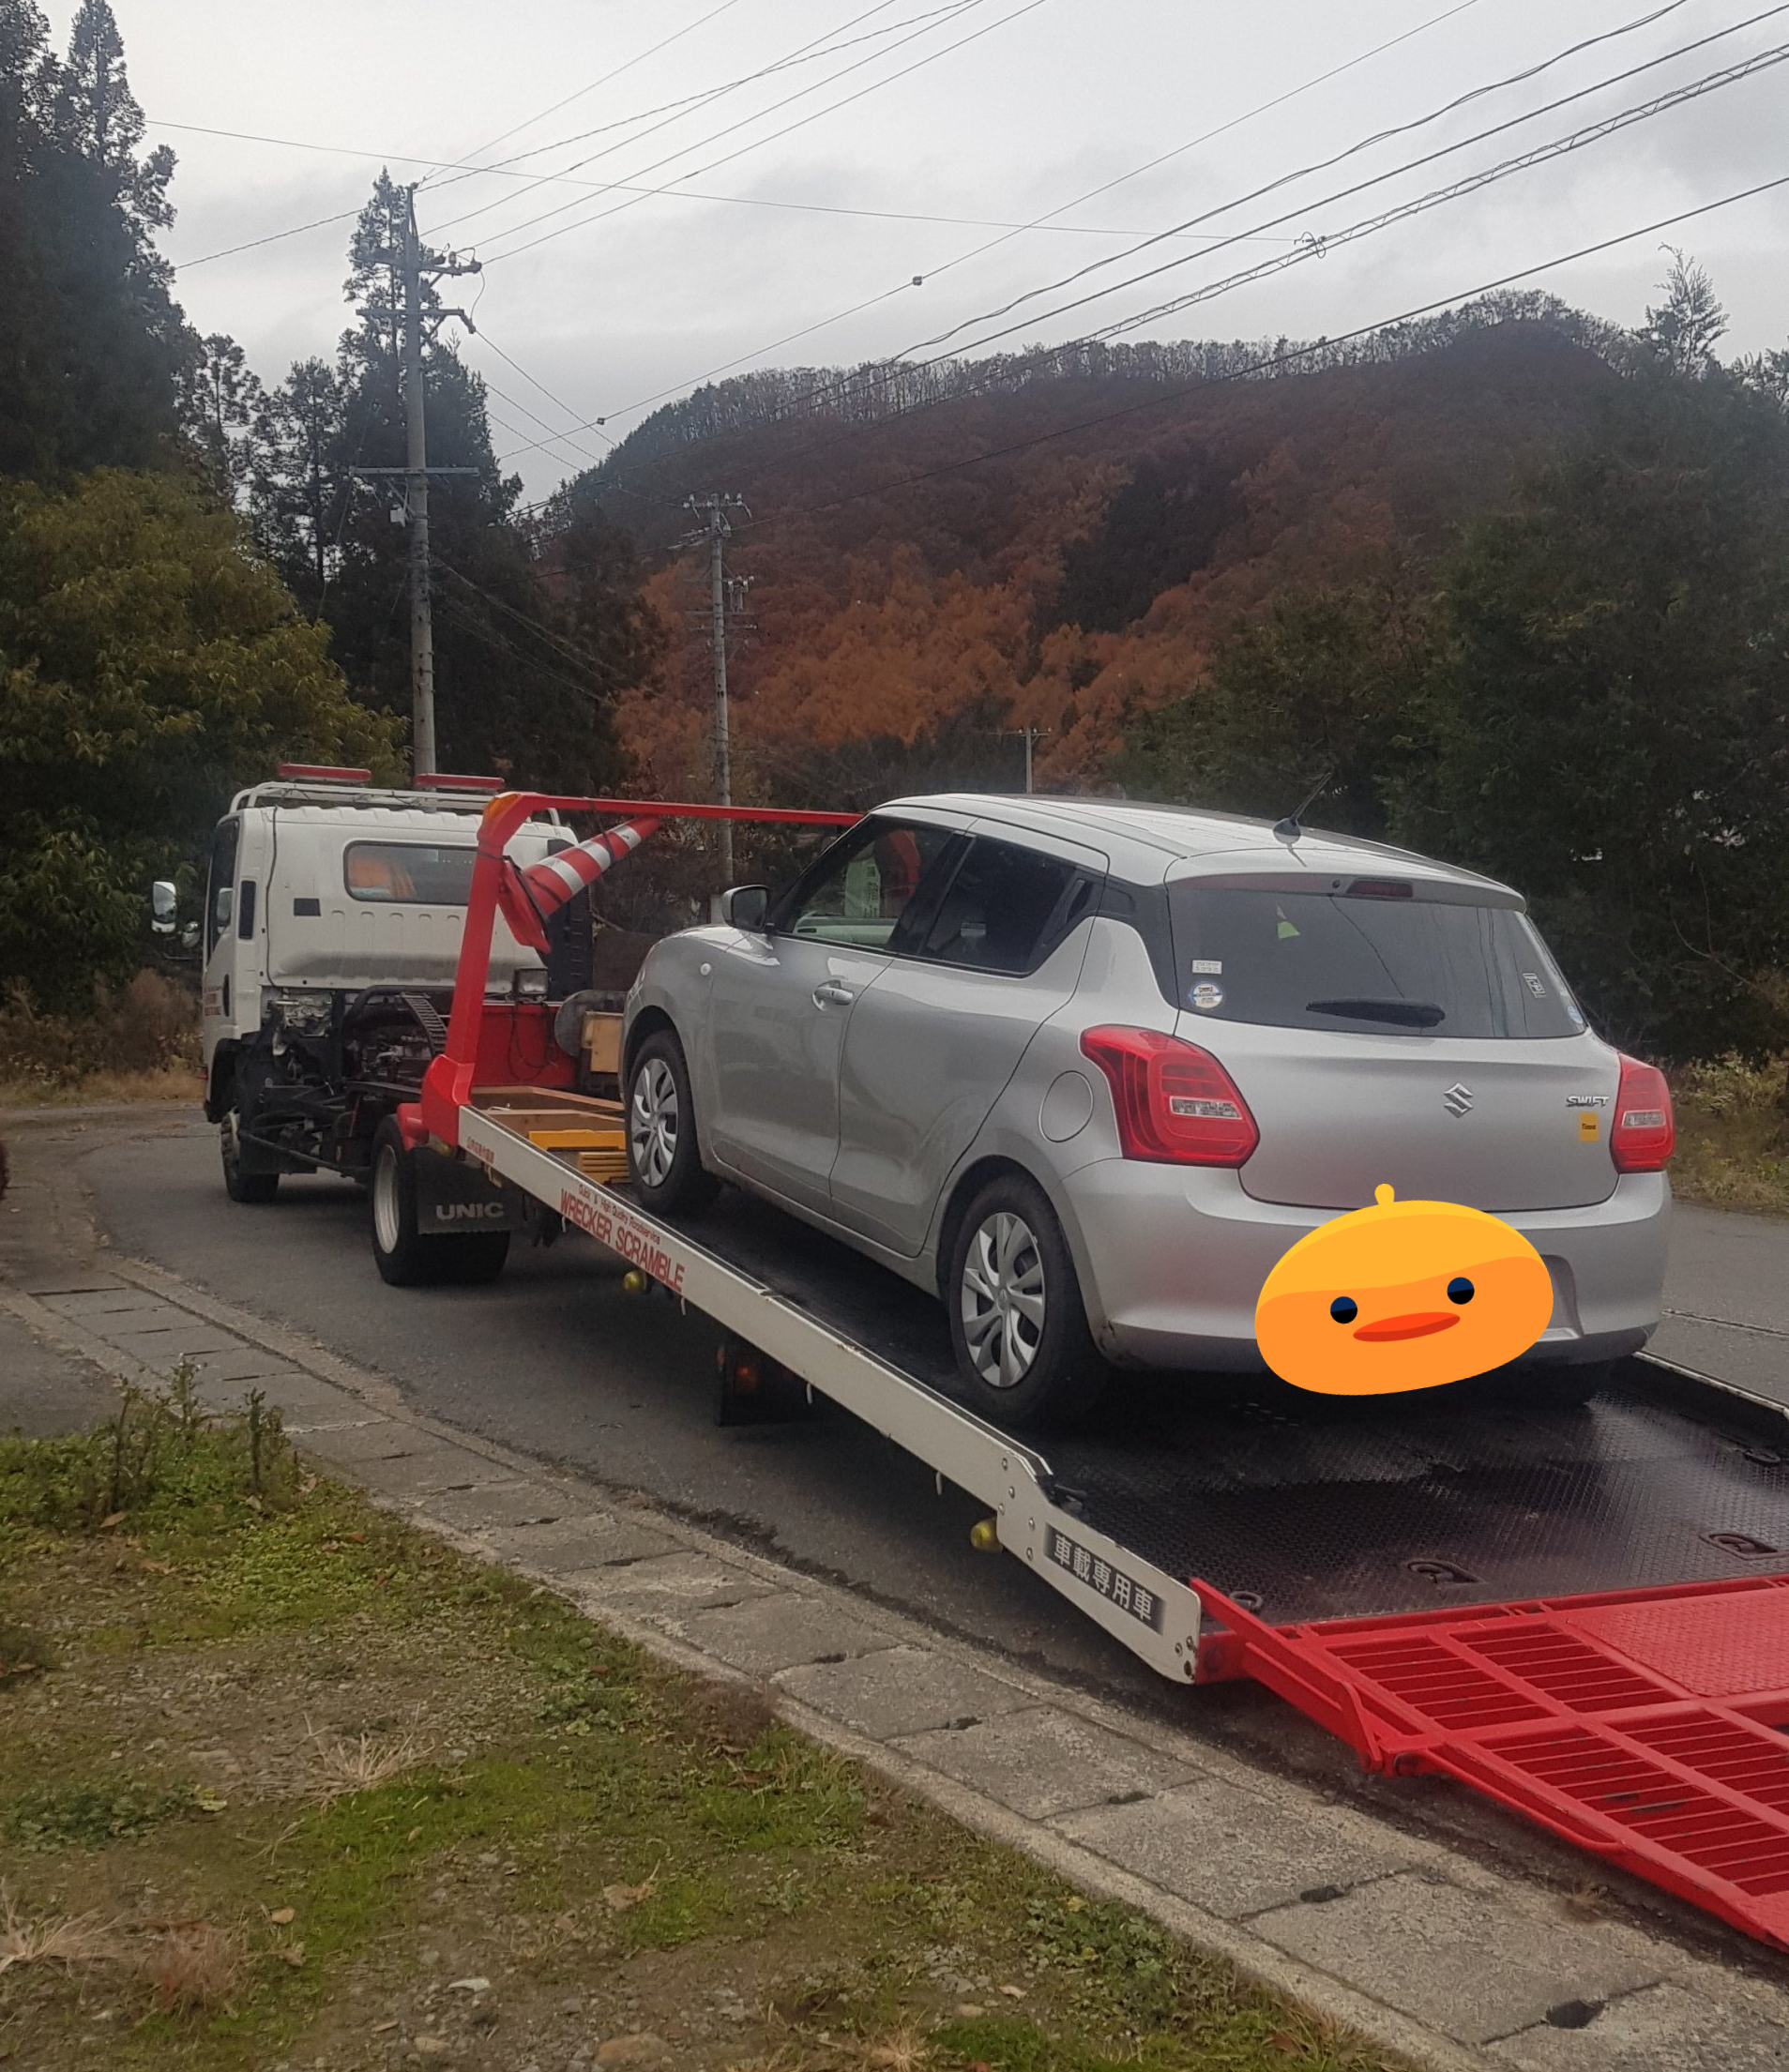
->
0, 0, 185, 475
1637, 248, 1728, 380
180, 332, 269, 507
250, 172, 646, 790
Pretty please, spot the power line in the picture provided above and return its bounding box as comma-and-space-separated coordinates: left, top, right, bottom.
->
471, 0, 1046, 265
421, 2, 974, 200
164, 1, 957, 270
587, 13, 1789, 502
151, 113, 1304, 248
427, 0, 980, 247
439, 0, 750, 178
773, 170, 1789, 522
898, 0, 1785, 362
493, 0, 1716, 469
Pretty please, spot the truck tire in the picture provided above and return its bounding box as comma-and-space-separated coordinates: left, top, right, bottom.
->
946, 1172, 1108, 1431
220, 1108, 280, 1204
626, 1030, 719, 1217
370, 1119, 508, 1287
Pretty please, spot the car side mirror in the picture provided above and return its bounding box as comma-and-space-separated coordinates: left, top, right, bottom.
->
722, 884, 771, 932
150, 880, 177, 935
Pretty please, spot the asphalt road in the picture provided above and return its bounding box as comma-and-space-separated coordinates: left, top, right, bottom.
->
72, 1113, 1789, 1715
80, 1112, 1169, 1703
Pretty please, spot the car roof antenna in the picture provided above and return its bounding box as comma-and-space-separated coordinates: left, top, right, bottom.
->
1272, 767, 1334, 846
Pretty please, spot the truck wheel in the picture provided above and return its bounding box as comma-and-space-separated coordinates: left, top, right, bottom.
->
220, 1108, 280, 1204
370, 1119, 508, 1287
626, 1031, 719, 1217
947, 1172, 1108, 1430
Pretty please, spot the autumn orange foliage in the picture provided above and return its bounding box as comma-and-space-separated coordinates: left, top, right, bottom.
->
574, 310, 1618, 800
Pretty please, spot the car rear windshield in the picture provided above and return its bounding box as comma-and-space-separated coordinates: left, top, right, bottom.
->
1166, 883, 1585, 1039
343, 842, 477, 904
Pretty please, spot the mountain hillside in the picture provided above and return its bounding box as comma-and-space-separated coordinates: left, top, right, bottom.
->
558, 294, 1625, 799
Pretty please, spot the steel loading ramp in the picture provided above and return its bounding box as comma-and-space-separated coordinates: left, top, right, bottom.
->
1195, 1574, 1789, 1950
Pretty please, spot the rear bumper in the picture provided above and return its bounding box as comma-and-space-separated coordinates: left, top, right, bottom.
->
1057, 1159, 1670, 1372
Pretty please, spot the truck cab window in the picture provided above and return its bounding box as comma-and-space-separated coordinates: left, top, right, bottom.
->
205, 819, 240, 957
343, 842, 478, 904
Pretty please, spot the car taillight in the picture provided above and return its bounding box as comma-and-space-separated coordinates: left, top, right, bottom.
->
1611, 1054, 1675, 1172
1079, 1025, 1259, 1166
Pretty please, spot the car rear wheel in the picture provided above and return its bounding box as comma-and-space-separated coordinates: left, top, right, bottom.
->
220, 1107, 280, 1204
947, 1172, 1107, 1430
371, 1119, 509, 1287
626, 1031, 719, 1217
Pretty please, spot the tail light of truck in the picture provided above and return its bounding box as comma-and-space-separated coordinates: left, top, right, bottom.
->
1079, 1026, 1259, 1166
1612, 1055, 1675, 1172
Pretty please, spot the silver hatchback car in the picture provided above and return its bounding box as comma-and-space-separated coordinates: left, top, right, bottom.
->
621, 795, 1672, 1428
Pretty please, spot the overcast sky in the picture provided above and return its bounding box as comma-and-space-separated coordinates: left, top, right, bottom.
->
74, 0, 1789, 501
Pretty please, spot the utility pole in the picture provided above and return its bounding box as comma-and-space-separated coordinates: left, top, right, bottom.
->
1004, 724, 1050, 794
397, 188, 479, 780
681, 492, 750, 880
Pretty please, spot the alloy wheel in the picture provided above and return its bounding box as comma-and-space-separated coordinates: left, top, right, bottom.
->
959, 1210, 1047, 1389
629, 1056, 680, 1187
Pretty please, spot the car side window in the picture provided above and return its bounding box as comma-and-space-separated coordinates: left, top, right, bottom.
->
780, 821, 958, 950
205, 818, 240, 957
919, 838, 1088, 974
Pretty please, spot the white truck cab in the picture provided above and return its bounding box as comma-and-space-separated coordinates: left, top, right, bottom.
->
199, 768, 579, 1209
201, 772, 561, 1086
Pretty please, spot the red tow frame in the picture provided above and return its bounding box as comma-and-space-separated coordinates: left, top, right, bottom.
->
416, 792, 857, 1149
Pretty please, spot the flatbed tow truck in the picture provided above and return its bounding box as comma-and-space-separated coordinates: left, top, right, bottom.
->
388, 788, 1789, 1955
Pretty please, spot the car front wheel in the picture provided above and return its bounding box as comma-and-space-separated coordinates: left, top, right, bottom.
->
947, 1172, 1107, 1430
626, 1031, 719, 1217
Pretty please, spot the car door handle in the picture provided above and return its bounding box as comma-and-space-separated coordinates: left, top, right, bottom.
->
812, 981, 856, 1007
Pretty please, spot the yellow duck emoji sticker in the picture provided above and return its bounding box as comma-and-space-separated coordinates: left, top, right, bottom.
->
1255, 1185, 1554, 1396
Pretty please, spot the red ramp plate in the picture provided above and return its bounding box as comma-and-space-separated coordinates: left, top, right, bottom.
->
1194, 1573, 1789, 1949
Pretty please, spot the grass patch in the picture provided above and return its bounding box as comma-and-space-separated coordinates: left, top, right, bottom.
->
2, 1780, 193, 1852
0, 1386, 1405, 2072
1669, 1054, 1789, 1215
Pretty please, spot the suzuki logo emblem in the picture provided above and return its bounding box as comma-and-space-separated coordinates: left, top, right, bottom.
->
1443, 1082, 1474, 1118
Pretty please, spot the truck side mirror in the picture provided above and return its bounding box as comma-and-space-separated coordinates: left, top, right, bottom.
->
722, 884, 770, 932
150, 880, 177, 935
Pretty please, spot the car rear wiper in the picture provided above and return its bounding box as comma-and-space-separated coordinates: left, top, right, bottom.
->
1306, 997, 1447, 1029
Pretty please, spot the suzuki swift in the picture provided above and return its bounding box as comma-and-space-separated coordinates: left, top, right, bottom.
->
621, 796, 1672, 1429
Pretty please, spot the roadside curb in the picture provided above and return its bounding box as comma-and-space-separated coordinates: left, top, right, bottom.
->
5, 1125, 1787, 2070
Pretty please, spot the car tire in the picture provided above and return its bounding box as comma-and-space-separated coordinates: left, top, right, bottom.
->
947, 1172, 1108, 1430
626, 1030, 719, 1217
220, 1107, 280, 1204
370, 1118, 509, 1287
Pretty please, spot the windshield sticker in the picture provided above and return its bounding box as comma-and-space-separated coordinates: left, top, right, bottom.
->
1189, 981, 1225, 1012
1275, 907, 1300, 941
1522, 972, 1548, 998
1190, 958, 1222, 974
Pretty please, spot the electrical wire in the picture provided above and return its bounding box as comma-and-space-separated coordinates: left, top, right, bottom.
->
493, 0, 1723, 467
562, 13, 1789, 501
167, 1, 956, 269
426, 0, 981, 247
421, 2, 975, 196
151, 115, 1298, 246
774, 169, 1789, 521
438, 0, 750, 180
897, 0, 1787, 360
468, 0, 1045, 264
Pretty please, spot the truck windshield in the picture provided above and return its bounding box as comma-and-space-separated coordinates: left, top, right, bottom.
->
1167, 883, 1585, 1039
343, 842, 477, 905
